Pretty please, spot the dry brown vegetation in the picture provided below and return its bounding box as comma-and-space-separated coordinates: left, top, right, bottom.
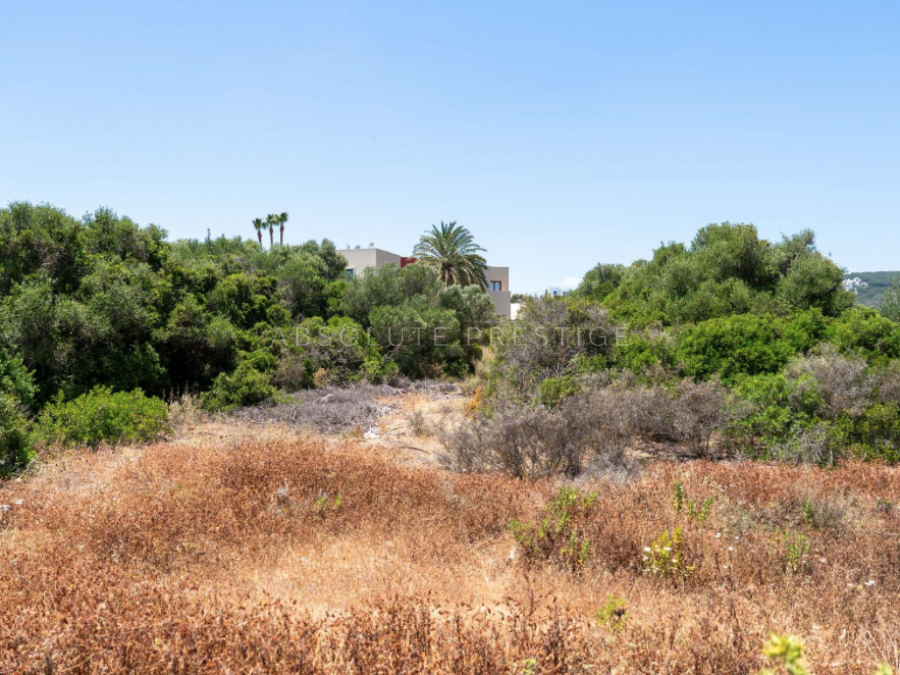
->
3, 423, 900, 673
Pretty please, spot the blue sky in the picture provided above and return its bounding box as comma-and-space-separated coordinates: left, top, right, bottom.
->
1, 1, 898, 293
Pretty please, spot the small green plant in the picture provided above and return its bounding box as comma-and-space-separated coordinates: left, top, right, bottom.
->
642, 526, 694, 580
595, 595, 627, 633
674, 481, 713, 521
758, 634, 810, 675
776, 529, 810, 574
522, 657, 537, 675
687, 496, 714, 522
757, 634, 893, 675
673, 481, 685, 512
510, 486, 597, 572
312, 492, 343, 517
801, 498, 816, 525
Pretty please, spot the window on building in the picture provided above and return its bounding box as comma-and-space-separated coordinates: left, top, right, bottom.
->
346, 268, 355, 278
490, 280, 502, 291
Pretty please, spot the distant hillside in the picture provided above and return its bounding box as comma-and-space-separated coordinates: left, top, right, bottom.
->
845, 271, 899, 307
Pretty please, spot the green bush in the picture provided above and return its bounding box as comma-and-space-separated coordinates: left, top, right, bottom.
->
539, 376, 580, 408
675, 312, 827, 383
0, 393, 33, 475
34, 387, 169, 449
828, 307, 900, 364
201, 361, 277, 411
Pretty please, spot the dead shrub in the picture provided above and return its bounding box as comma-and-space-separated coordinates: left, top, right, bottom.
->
406, 408, 431, 437
668, 379, 744, 458
440, 402, 588, 478
231, 384, 392, 433
785, 346, 873, 418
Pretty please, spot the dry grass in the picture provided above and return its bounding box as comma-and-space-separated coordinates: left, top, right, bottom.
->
3, 426, 900, 673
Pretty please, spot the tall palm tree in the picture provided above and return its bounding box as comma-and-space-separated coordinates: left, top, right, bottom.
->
252, 218, 265, 248
266, 214, 277, 249
279, 211, 288, 245
412, 221, 488, 289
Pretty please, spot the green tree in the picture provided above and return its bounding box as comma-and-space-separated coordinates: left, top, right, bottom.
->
267, 214, 277, 249
279, 211, 288, 245
412, 221, 488, 289
880, 276, 900, 323
252, 218, 264, 248
576, 263, 625, 302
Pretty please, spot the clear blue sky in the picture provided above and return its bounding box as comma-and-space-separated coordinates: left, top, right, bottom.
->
2, 1, 897, 293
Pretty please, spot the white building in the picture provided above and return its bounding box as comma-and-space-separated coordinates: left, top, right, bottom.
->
842, 277, 869, 293
546, 287, 570, 297
338, 246, 512, 318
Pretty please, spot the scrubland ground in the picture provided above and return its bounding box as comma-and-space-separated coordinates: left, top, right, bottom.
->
3, 391, 900, 674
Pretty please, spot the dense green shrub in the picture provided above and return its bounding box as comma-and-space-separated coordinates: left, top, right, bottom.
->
539, 376, 581, 408
34, 387, 170, 449
593, 224, 853, 327
201, 361, 278, 412
0, 393, 33, 474
675, 311, 827, 382
610, 329, 676, 376
828, 307, 900, 364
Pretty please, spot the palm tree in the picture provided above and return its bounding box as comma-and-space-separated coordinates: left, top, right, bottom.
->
279, 211, 288, 245
412, 221, 488, 289
267, 214, 277, 249
252, 218, 265, 248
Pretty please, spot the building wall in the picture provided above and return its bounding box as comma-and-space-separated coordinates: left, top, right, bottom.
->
338, 248, 378, 276
375, 249, 403, 267
339, 247, 405, 275
486, 266, 511, 318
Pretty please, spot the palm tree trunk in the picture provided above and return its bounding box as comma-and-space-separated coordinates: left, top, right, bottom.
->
269, 226, 274, 248
280, 224, 284, 245
257, 231, 262, 248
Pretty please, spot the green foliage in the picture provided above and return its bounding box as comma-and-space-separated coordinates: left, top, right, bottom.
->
611, 329, 676, 375
539, 376, 580, 408
642, 527, 694, 580
412, 221, 489, 289
673, 481, 685, 511
34, 386, 169, 450
490, 297, 615, 397
880, 276, 900, 321
675, 312, 827, 383
757, 634, 893, 675
272, 316, 387, 389
575, 263, 625, 303
758, 634, 810, 675
828, 307, 900, 364
509, 487, 597, 572
673, 481, 712, 521
777, 530, 810, 574
0, 393, 33, 475
595, 596, 628, 633
201, 360, 277, 412
312, 492, 343, 518
596, 224, 852, 327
